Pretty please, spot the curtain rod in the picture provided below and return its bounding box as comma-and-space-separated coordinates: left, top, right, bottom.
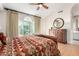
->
4, 8, 41, 18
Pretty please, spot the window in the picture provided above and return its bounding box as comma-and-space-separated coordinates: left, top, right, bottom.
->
19, 16, 34, 36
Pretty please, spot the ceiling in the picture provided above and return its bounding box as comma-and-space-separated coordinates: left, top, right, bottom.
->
2, 3, 74, 18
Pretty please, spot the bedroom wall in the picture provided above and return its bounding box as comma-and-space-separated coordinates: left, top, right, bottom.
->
40, 4, 74, 43
72, 4, 79, 16
0, 11, 7, 33
71, 4, 79, 44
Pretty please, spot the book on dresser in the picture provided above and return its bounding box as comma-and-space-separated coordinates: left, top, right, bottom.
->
49, 29, 67, 44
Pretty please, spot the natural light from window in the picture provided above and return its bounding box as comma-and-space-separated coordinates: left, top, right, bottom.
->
19, 16, 35, 36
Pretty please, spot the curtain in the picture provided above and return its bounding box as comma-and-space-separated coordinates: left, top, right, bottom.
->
6, 10, 18, 39
33, 16, 41, 33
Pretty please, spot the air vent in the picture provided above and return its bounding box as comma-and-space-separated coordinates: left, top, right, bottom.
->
58, 10, 63, 13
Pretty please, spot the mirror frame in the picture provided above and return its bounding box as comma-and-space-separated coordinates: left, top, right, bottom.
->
53, 18, 64, 29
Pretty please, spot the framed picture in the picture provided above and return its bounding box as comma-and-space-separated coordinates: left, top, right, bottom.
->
53, 18, 64, 29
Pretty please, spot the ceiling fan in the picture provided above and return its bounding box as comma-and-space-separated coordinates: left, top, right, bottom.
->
30, 3, 48, 10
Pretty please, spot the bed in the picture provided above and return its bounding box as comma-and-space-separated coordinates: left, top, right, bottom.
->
12, 35, 60, 56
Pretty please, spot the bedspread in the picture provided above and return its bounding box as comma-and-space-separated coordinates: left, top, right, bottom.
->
12, 35, 60, 56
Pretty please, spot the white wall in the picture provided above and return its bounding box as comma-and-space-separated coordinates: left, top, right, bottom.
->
71, 4, 79, 44
0, 11, 7, 33
72, 4, 79, 16
40, 4, 74, 43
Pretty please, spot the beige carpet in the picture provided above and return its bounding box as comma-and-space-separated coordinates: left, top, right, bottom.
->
58, 43, 79, 56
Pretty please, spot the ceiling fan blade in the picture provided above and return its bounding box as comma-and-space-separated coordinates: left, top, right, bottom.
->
30, 3, 40, 5
37, 6, 40, 10
42, 4, 48, 9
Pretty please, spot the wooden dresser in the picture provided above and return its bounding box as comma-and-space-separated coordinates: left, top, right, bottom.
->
49, 29, 67, 43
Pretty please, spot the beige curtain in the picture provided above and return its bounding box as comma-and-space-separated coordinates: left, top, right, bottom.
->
33, 16, 41, 33
6, 10, 18, 39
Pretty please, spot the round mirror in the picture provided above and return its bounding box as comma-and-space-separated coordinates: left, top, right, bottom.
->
53, 18, 64, 29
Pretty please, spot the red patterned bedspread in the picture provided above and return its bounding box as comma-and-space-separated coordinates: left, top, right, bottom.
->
12, 35, 60, 56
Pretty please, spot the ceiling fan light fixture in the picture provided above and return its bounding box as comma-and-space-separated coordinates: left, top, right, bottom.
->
38, 4, 42, 8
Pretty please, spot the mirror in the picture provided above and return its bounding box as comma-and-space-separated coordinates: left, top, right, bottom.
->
73, 16, 79, 31
72, 4, 79, 31
53, 18, 64, 29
